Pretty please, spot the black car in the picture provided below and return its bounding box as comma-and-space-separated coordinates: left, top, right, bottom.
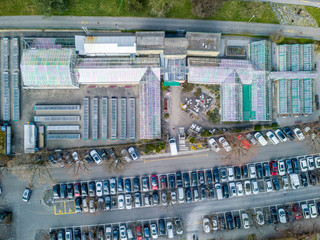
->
317, 202, 320, 214
50, 230, 57, 240
272, 178, 281, 191
84, 154, 94, 164
99, 150, 108, 160
67, 183, 74, 198
270, 207, 279, 223
75, 197, 82, 213
191, 171, 198, 186
60, 184, 67, 199
133, 177, 140, 192
113, 226, 119, 240
200, 186, 207, 200
234, 215, 241, 229
283, 127, 295, 140
125, 179, 131, 193
234, 166, 241, 180
185, 188, 192, 203
198, 171, 205, 185
53, 184, 60, 199
225, 212, 234, 230
263, 162, 271, 177
117, 178, 124, 192
144, 224, 150, 238
219, 216, 226, 229
158, 219, 166, 235
81, 183, 88, 197
308, 171, 317, 185
183, 172, 190, 187
213, 168, 220, 183
176, 171, 183, 187
153, 191, 159, 205
300, 172, 308, 187
256, 163, 263, 179
242, 165, 249, 178
286, 159, 293, 174
208, 185, 215, 198
220, 168, 227, 182
88, 181, 96, 197
206, 170, 213, 184
292, 158, 300, 173
169, 174, 176, 189
222, 184, 229, 198
265, 213, 272, 224
105, 195, 111, 210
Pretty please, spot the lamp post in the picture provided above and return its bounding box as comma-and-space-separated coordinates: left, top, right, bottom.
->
249, 15, 255, 22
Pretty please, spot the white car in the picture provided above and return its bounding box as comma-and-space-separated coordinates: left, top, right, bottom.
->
249, 164, 256, 178
96, 181, 103, 197
293, 128, 305, 141
309, 203, 317, 218
246, 133, 258, 145
82, 198, 89, 212
278, 160, 286, 176
212, 216, 218, 231
90, 149, 103, 165
282, 176, 289, 190
208, 137, 221, 152
128, 147, 140, 160
118, 194, 125, 209
301, 203, 310, 219
254, 132, 268, 146
170, 190, 177, 204
134, 192, 141, 208
244, 180, 251, 195
144, 193, 151, 206
306, 156, 315, 170
275, 129, 288, 142
229, 182, 237, 197
236, 182, 244, 196
150, 223, 159, 239
218, 137, 232, 152
65, 229, 73, 240
227, 166, 234, 181
278, 208, 287, 223
256, 210, 264, 225
242, 213, 250, 229
105, 226, 112, 240
251, 179, 259, 195
166, 221, 174, 239
266, 131, 279, 145
299, 158, 308, 172
265, 178, 273, 192
315, 156, 320, 168
202, 217, 211, 233
120, 224, 127, 240
125, 194, 132, 209
72, 151, 80, 163
110, 178, 116, 194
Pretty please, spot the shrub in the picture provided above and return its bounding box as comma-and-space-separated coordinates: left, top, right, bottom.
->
194, 87, 202, 98
271, 122, 279, 128
164, 113, 169, 119
254, 125, 262, 131
161, 80, 169, 91
182, 82, 195, 93
189, 137, 196, 143
201, 129, 211, 137
232, 128, 242, 132
207, 109, 220, 124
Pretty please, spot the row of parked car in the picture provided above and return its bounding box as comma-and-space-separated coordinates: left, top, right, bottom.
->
208, 126, 306, 152
203, 200, 320, 232
50, 217, 183, 240
48, 147, 140, 168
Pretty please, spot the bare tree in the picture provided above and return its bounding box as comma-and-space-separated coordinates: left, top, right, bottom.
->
102, 157, 129, 174
0, 155, 11, 175
304, 122, 320, 152
66, 151, 91, 177
223, 133, 250, 163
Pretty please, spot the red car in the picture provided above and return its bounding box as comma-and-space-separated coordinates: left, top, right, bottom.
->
74, 183, 81, 197
150, 175, 158, 190
160, 175, 167, 189
293, 204, 302, 220
237, 135, 251, 150
136, 225, 143, 240
270, 161, 278, 176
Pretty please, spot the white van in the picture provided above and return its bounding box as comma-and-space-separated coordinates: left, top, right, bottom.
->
289, 173, 300, 189
215, 183, 223, 200
178, 187, 185, 203
127, 228, 134, 240
169, 137, 178, 156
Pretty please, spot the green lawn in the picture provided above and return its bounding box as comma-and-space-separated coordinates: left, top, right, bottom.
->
0, 0, 278, 24
306, 6, 320, 26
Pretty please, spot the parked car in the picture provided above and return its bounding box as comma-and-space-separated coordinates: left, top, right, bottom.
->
309, 203, 318, 218
275, 129, 288, 142
110, 178, 117, 194
270, 207, 279, 223
251, 179, 259, 194
292, 158, 300, 173
150, 175, 158, 190
244, 180, 251, 195
118, 194, 125, 209
84, 154, 94, 164
218, 137, 232, 152
226, 212, 234, 230
103, 180, 110, 195
158, 219, 166, 236
128, 147, 140, 160
229, 182, 237, 197
166, 221, 174, 238
242, 165, 248, 178
309, 171, 317, 185
75, 197, 82, 213
293, 203, 302, 220
272, 178, 281, 191
142, 177, 149, 192
72, 151, 80, 163
266, 131, 279, 145
220, 168, 227, 182
299, 158, 308, 172
117, 178, 124, 192
183, 172, 190, 187
286, 159, 293, 174
278, 208, 287, 223
160, 175, 168, 189
249, 164, 256, 178
74, 183, 81, 197
198, 171, 205, 185
134, 192, 141, 208
265, 178, 273, 192
22, 188, 32, 202
256, 163, 263, 179
263, 162, 271, 177
203, 217, 211, 233
256, 210, 265, 225
227, 166, 234, 181
301, 203, 310, 219
133, 177, 140, 192
300, 172, 308, 187
205, 170, 213, 184
53, 185, 60, 199
169, 174, 176, 189
208, 137, 221, 152
293, 128, 305, 141
60, 184, 67, 199
213, 168, 220, 183
241, 213, 250, 229
150, 223, 159, 239
306, 156, 315, 170
89, 198, 95, 213
105, 195, 111, 210
236, 181, 244, 196
283, 127, 295, 140
270, 161, 278, 176
67, 183, 74, 198
237, 135, 251, 150
254, 132, 268, 146
246, 133, 258, 145
90, 150, 103, 165
212, 216, 218, 231
88, 181, 96, 197
96, 181, 103, 197
191, 171, 198, 186
278, 160, 286, 176
234, 166, 241, 180
315, 156, 320, 168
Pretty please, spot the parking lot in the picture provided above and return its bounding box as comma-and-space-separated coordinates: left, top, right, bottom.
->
49, 217, 184, 239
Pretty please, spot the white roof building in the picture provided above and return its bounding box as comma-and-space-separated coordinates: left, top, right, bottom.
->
24, 124, 37, 153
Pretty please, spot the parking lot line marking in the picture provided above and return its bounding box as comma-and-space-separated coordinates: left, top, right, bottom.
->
143, 153, 209, 163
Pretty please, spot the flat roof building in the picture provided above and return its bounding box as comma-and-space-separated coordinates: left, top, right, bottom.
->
136, 32, 165, 55
186, 32, 221, 57
24, 123, 37, 154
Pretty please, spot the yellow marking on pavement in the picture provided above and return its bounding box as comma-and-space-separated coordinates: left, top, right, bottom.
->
301, 0, 310, 2
285, 30, 295, 33
144, 153, 208, 163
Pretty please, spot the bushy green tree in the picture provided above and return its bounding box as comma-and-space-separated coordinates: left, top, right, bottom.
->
191, 0, 225, 18
149, 0, 176, 17
37, 0, 67, 16
127, 0, 144, 11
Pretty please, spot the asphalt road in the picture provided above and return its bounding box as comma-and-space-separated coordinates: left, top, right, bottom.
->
0, 16, 320, 40
0, 140, 316, 239
243, 0, 320, 7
